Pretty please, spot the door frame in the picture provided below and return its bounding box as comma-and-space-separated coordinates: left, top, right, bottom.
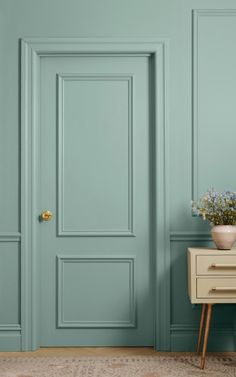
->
21, 37, 170, 351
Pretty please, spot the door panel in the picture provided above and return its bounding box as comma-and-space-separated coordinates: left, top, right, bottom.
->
39, 55, 153, 346
58, 74, 133, 235
57, 256, 135, 328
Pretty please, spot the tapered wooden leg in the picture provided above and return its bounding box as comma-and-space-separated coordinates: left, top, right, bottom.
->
197, 304, 206, 353
200, 304, 213, 369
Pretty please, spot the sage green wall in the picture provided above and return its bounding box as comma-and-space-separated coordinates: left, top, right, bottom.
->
0, 0, 236, 350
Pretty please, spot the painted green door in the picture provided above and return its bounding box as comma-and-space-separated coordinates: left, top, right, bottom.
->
38, 54, 153, 346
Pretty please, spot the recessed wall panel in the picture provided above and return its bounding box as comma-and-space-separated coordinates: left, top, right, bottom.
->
58, 74, 133, 236
57, 256, 135, 328
193, 10, 236, 198
0, 243, 20, 325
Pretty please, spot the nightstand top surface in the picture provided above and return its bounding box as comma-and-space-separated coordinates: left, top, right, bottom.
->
188, 247, 236, 255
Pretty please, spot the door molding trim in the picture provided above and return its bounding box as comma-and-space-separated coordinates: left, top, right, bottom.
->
21, 38, 170, 351
57, 73, 135, 237
57, 255, 136, 329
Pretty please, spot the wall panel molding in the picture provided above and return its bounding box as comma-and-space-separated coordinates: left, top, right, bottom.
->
170, 231, 211, 242
57, 255, 136, 328
0, 233, 21, 242
171, 323, 235, 333
192, 9, 236, 201
0, 324, 21, 331
57, 73, 134, 236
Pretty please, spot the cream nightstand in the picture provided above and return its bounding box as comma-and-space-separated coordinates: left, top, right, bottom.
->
188, 247, 236, 369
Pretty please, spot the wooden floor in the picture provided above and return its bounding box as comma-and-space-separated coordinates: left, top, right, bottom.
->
0, 347, 235, 357
0, 347, 156, 357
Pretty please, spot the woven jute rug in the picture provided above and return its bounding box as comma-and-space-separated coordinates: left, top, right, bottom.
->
0, 355, 235, 377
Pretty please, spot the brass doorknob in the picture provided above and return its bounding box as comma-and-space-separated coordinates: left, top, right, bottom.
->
40, 210, 53, 222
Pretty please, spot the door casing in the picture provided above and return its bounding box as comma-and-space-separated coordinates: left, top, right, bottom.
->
21, 37, 170, 351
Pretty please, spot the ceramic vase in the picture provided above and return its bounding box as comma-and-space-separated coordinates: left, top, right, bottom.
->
211, 225, 236, 250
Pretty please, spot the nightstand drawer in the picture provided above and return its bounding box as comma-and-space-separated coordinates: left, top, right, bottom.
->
196, 255, 236, 276
197, 278, 236, 299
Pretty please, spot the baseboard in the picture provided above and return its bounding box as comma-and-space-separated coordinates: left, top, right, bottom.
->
171, 325, 236, 351
0, 332, 21, 351
0, 325, 234, 352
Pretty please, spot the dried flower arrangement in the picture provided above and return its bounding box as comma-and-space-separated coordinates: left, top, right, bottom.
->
192, 188, 236, 226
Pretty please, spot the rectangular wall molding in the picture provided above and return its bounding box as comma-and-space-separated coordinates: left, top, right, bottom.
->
57, 255, 136, 328
192, 9, 236, 200
0, 324, 21, 331
171, 323, 235, 333
0, 233, 21, 242
57, 74, 134, 237
170, 231, 212, 242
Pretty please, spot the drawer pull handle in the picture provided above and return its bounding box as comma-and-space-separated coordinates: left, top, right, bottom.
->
211, 263, 236, 268
211, 287, 236, 291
